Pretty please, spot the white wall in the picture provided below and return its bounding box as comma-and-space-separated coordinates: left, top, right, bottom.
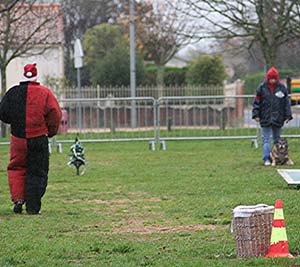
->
6, 46, 64, 90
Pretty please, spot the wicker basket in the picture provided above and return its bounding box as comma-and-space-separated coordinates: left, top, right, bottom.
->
232, 204, 274, 258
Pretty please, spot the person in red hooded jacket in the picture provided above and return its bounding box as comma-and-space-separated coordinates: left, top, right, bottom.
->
252, 67, 293, 166
0, 63, 62, 214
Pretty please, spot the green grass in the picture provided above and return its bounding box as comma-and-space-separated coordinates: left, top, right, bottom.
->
0, 139, 300, 266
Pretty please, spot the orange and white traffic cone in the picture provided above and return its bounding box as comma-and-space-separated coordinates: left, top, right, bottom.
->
265, 199, 293, 258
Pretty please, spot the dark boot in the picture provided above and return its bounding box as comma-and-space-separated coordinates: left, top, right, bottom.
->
13, 201, 24, 214
26, 198, 41, 215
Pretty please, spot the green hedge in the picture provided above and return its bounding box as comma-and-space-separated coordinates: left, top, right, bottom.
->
164, 67, 186, 86
144, 65, 186, 86
143, 65, 157, 85
243, 72, 265, 95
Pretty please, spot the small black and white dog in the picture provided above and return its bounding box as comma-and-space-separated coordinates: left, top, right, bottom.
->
270, 137, 294, 166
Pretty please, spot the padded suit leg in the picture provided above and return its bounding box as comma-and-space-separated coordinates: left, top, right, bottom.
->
7, 135, 27, 202
25, 135, 49, 214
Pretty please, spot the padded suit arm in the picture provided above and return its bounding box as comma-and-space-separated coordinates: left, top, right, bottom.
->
45, 92, 62, 138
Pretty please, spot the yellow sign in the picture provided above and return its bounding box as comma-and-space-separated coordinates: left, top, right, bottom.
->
291, 79, 300, 102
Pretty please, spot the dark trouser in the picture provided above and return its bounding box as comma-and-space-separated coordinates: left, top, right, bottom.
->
8, 135, 49, 213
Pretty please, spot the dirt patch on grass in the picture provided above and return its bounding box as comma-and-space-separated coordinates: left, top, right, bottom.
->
83, 219, 228, 236
88, 197, 161, 204
116, 222, 227, 234
80, 191, 149, 197
63, 197, 161, 204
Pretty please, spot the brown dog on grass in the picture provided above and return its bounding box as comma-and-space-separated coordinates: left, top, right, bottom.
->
270, 137, 294, 166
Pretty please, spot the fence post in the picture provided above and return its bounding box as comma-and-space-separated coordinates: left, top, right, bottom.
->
154, 99, 159, 148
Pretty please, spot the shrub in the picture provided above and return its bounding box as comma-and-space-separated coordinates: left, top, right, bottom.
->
164, 67, 186, 86
144, 65, 157, 85
186, 55, 227, 86
243, 72, 265, 95
143, 65, 186, 86
143, 64, 186, 86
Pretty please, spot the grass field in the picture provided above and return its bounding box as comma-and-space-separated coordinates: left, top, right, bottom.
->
0, 138, 300, 266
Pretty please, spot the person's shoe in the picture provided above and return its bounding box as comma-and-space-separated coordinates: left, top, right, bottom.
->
264, 160, 271, 166
26, 210, 41, 215
13, 201, 23, 214
26, 207, 41, 215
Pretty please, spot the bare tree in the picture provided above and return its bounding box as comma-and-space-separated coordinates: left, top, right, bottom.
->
167, 0, 300, 69
0, 0, 62, 93
0, 1, 19, 13
119, 0, 194, 86
277, 40, 300, 70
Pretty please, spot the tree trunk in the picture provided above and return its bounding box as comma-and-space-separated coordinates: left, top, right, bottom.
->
262, 45, 277, 69
156, 64, 165, 97
0, 65, 7, 138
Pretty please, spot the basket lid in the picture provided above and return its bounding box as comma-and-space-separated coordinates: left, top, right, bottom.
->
233, 204, 274, 218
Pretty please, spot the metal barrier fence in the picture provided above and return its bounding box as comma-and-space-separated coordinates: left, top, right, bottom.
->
156, 95, 258, 149
54, 95, 300, 150
2, 95, 300, 150
156, 95, 300, 149
54, 85, 224, 99
57, 97, 158, 149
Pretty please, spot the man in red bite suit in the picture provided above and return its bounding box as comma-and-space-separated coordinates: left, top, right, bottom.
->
0, 63, 62, 214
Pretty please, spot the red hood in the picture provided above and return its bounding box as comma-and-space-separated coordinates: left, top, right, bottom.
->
266, 67, 279, 82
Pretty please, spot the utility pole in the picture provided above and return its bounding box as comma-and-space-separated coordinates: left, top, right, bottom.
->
130, 0, 136, 128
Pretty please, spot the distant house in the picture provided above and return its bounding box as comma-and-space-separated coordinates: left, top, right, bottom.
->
166, 54, 188, 68
5, 3, 64, 89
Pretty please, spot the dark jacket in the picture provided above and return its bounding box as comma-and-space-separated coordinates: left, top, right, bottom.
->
252, 80, 292, 127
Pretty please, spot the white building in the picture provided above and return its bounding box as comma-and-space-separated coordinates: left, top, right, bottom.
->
4, 3, 64, 90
